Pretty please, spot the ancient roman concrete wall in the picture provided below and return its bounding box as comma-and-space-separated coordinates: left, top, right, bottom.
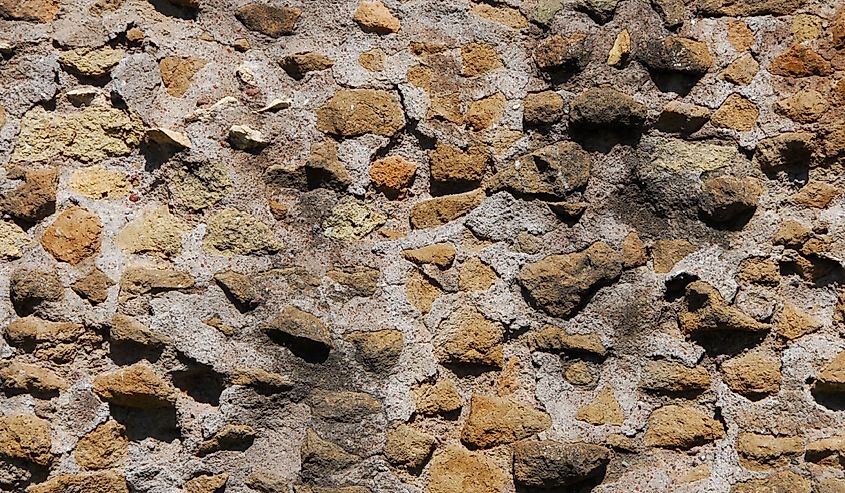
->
1, 0, 844, 491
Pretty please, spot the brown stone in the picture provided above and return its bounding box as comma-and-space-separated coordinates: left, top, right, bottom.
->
697, 0, 805, 17
721, 351, 781, 397
359, 48, 386, 71
405, 268, 441, 314
348, 330, 403, 372
410, 189, 485, 229
770, 44, 833, 77
644, 405, 724, 449
523, 91, 563, 125
680, 281, 770, 335
214, 270, 262, 311
655, 100, 709, 134
813, 350, 845, 395
736, 257, 779, 285
0, 360, 67, 396
326, 266, 380, 297
119, 266, 195, 301
262, 306, 332, 360
564, 361, 594, 385
651, 239, 697, 273
0, 415, 52, 466
778, 303, 822, 340
413, 378, 462, 416
40, 206, 102, 264
607, 29, 631, 66
4, 316, 97, 363
159, 56, 207, 97
833, 9, 845, 48
465, 92, 506, 130
487, 141, 591, 200
72, 268, 113, 305
791, 182, 838, 208
280, 52, 334, 80
513, 441, 610, 489
230, 367, 292, 392
92, 362, 176, 409
316, 89, 405, 137
529, 326, 606, 357
0, 167, 58, 225
436, 306, 503, 368
458, 257, 496, 291
470, 2, 527, 28
9, 269, 64, 317
736, 433, 802, 470
754, 131, 815, 171
774, 89, 828, 123
403, 242, 456, 269
369, 156, 416, 199
533, 34, 590, 74
311, 389, 383, 422
722, 54, 759, 85
236, 3, 301, 37
384, 423, 435, 471
353, 0, 400, 34
300, 429, 359, 477
185, 474, 228, 493
576, 386, 623, 425
28, 471, 128, 493
569, 87, 647, 129
621, 231, 647, 267
109, 314, 171, 350
806, 436, 845, 466
640, 360, 710, 393
461, 42, 502, 76
0, 0, 58, 21
711, 94, 758, 131
75, 420, 128, 470
638, 36, 713, 76
425, 445, 508, 493
731, 471, 811, 493
698, 175, 762, 226
197, 424, 256, 456
430, 142, 489, 186
727, 20, 754, 51
461, 394, 551, 448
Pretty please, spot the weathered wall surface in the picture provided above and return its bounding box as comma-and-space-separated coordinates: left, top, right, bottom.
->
1, 0, 844, 491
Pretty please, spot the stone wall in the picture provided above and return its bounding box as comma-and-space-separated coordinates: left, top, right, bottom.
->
0, 0, 844, 491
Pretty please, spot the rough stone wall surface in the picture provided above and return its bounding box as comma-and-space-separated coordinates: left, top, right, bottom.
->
0, 0, 844, 491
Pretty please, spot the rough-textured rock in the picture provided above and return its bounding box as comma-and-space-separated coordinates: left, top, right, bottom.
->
115, 207, 187, 258
236, 3, 301, 37
569, 87, 647, 129
118, 266, 195, 301
769, 44, 833, 77
513, 441, 610, 488
403, 243, 456, 269
369, 156, 417, 199
486, 141, 591, 200
698, 175, 762, 226
300, 429, 359, 476
203, 209, 282, 255
656, 100, 709, 133
214, 270, 263, 311
75, 420, 128, 470
280, 52, 334, 80
777, 303, 822, 340
92, 362, 176, 408
813, 351, 845, 396
0, 221, 29, 260
0, 168, 57, 226
69, 166, 130, 200
184, 474, 228, 493
413, 379, 462, 416
425, 446, 508, 493
310, 390, 382, 422
723, 54, 759, 85
711, 94, 758, 131
774, 89, 828, 123
461, 42, 503, 76
730, 471, 811, 493
40, 206, 102, 264
429, 143, 488, 187
4, 317, 97, 362
638, 36, 713, 75
0, 360, 68, 396
27, 471, 128, 493
679, 281, 771, 335
353, 0, 400, 34
384, 423, 435, 471
60, 47, 124, 77
436, 306, 504, 368
644, 405, 724, 449
197, 424, 256, 455
533, 34, 590, 74
0, 0, 59, 21
460, 394, 551, 448
754, 131, 815, 171
109, 313, 171, 350
736, 433, 802, 469
518, 242, 623, 318
410, 190, 485, 229
262, 306, 333, 360
165, 161, 231, 211
576, 386, 624, 425
317, 89, 405, 137
348, 330, 403, 372
640, 360, 710, 393
322, 199, 385, 240
523, 91, 563, 125
0, 415, 52, 466
529, 326, 607, 357
721, 351, 781, 397
9, 268, 64, 316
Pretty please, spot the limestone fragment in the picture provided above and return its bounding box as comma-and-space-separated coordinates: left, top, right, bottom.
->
231, 367, 293, 392
322, 199, 385, 240
93, 362, 176, 408
27, 471, 128, 493
166, 161, 231, 211
721, 351, 781, 397
425, 445, 508, 493
576, 386, 623, 425
69, 166, 130, 199
75, 420, 128, 470
487, 141, 591, 200
458, 257, 496, 291
229, 124, 270, 151
203, 209, 282, 255
9, 269, 64, 316
197, 424, 256, 455
513, 441, 610, 489
470, 2, 527, 28
109, 314, 171, 350
4, 317, 97, 362
316, 89, 405, 137
778, 303, 822, 340
359, 48, 386, 71
236, 3, 301, 37
119, 266, 195, 301
348, 330, 403, 372
722, 54, 759, 85
460, 394, 551, 448
353, 0, 400, 34
159, 56, 207, 97
523, 91, 563, 125
327, 266, 380, 297
40, 206, 102, 264
730, 470, 811, 493
410, 190, 485, 229
115, 207, 188, 258
185, 474, 228, 493
0, 360, 68, 396
384, 423, 435, 471
606, 30, 630, 66
651, 239, 697, 273
533, 34, 590, 74
0, 415, 52, 466
711, 94, 758, 131
405, 268, 441, 314
769, 44, 832, 77
698, 175, 761, 226
518, 242, 623, 318
369, 156, 416, 199
528, 326, 607, 357
280, 52, 334, 80
461, 42, 502, 76
430, 142, 489, 188
644, 405, 724, 449
413, 379, 462, 416
640, 360, 710, 393
680, 281, 770, 335
214, 270, 262, 311
774, 89, 828, 123
0, 0, 59, 21
60, 46, 124, 76
403, 243, 456, 269
813, 351, 845, 396
262, 306, 332, 360
146, 128, 191, 149
310, 390, 383, 422
436, 306, 504, 368
0, 221, 29, 260
569, 87, 646, 129
736, 433, 802, 470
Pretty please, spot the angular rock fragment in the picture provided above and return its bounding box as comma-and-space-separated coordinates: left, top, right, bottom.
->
410, 190, 485, 229
775, 89, 828, 123
0, 0, 59, 21
487, 141, 591, 200
638, 36, 712, 76
159, 56, 207, 97
651, 0, 685, 28
528, 326, 606, 357
656, 100, 709, 134
72, 268, 113, 305
533, 34, 590, 75
679, 281, 770, 335
436, 306, 504, 368
185, 474, 228, 493
413, 379, 462, 416
429, 142, 488, 188
203, 209, 282, 255
93, 362, 176, 408
813, 351, 845, 396
27, 471, 128, 493
119, 266, 195, 301
0, 415, 52, 466
721, 351, 781, 398
74, 420, 128, 470
59, 46, 124, 77
0, 360, 67, 397
769, 44, 832, 77
697, 0, 804, 16
523, 91, 563, 126
347, 330, 403, 372
109, 314, 171, 350
115, 206, 188, 258
8, 268, 63, 316
722, 54, 759, 85
461, 42, 502, 76
236, 3, 301, 37
569, 87, 647, 130
41, 206, 102, 264
300, 429, 359, 477
327, 267, 380, 297
403, 243, 456, 269
322, 199, 385, 240
0, 168, 58, 226
736, 433, 801, 470
640, 360, 710, 394
425, 445, 508, 493
316, 89, 405, 137
576, 0, 618, 23
214, 270, 262, 311
262, 306, 332, 362
4, 317, 98, 362
518, 242, 623, 318
644, 405, 724, 449
754, 132, 815, 171
369, 156, 416, 199
353, 0, 400, 34
280, 52, 334, 80
230, 367, 293, 393
146, 128, 191, 149
730, 471, 811, 493
698, 175, 762, 227
197, 424, 256, 456
310, 390, 383, 422
461, 394, 551, 448
229, 124, 270, 151
513, 441, 610, 489
711, 94, 758, 131
384, 423, 435, 471
0, 221, 29, 260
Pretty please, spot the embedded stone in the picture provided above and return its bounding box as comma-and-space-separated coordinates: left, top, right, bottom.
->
413, 379, 462, 416
638, 36, 713, 75
8, 269, 64, 316
41, 206, 102, 264
777, 303, 822, 340
69, 166, 130, 200
403, 243, 456, 269
0, 360, 68, 396
0, 168, 57, 225
316, 89, 405, 137
458, 257, 496, 291
353, 0, 400, 34
736, 433, 802, 470
0, 0, 59, 21
656, 100, 709, 133
92, 362, 176, 408
576, 0, 618, 23
731, 471, 811, 493
770, 44, 832, 77
640, 360, 710, 393
523, 91, 564, 126
322, 199, 385, 240
513, 441, 611, 489
369, 156, 416, 199
0, 415, 52, 466
347, 330, 403, 372
327, 267, 380, 297
203, 209, 282, 255
230, 367, 293, 392
461, 394, 551, 448
518, 242, 623, 318
280, 52, 334, 80
698, 175, 762, 226
425, 445, 508, 493
75, 420, 128, 470
197, 424, 256, 456
310, 390, 383, 422
528, 326, 606, 357
533, 34, 590, 74
711, 94, 758, 131
0, 221, 29, 260
185, 474, 228, 493
569, 87, 647, 129
300, 429, 359, 477
159, 56, 207, 97
228, 124, 270, 151
651, 239, 697, 273
236, 3, 301, 37
384, 423, 435, 471
214, 270, 262, 312
436, 306, 504, 368
115, 207, 188, 258
576, 386, 623, 425
429, 142, 489, 187
774, 89, 828, 123
262, 306, 332, 360
461, 42, 502, 76
59, 46, 124, 77
4, 316, 97, 362
410, 190, 485, 229
813, 351, 845, 396
679, 281, 770, 335
109, 314, 171, 350
486, 141, 591, 200
754, 132, 814, 171
27, 471, 128, 493
118, 266, 195, 301
644, 405, 724, 449
721, 351, 781, 397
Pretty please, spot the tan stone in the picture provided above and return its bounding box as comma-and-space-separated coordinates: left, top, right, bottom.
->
410, 189, 485, 229
722, 54, 759, 85
359, 48, 386, 71
731, 471, 811, 493
533, 34, 589, 73
115, 206, 188, 258
778, 303, 822, 340
0, 415, 52, 466
727, 20, 754, 51
414, 379, 462, 415
159, 56, 207, 97
317, 89, 405, 137
75, 420, 128, 470
791, 182, 838, 208
651, 239, 697, 273
230, 367, 292, 392
775, 89, 828, 123
461, 42, 502, 76
280, 52, 334, 79
197, 424, 256, 455
529, 326, 606, 357
203, 209, 282, 255
119, 266, 195, 301
348, 330, 403, 372
644, 405, 724, 449
736, 257, 779, 285
69, 166, 130, 199
4, 317, 98, 363
235, 3, 300, 37
0, 220, 29, 260
0, 168, 59, 226
576, 386, 623, 425
436, 306, 503, 368
322, 199, 385, 240
326, 266, 380, 297
711, 94, 758, 131
262, 306, 332, 356
523, 91, 564, 125
369, 156, 417, 201
384, 423, 435, 471
405, 268, 441, 314
166, 161, 231, 211
403, 242, 456, 269
607, 29, 631, 66
458, 257, 497, 291
470, 2, 527, 28
818, 478, 845, 493
736, 433, 802, 470
40, 206, 102, 264
300, 428, 359, 475
430, 142, 489, 186
353, 0, 400, 34
680, 281, 770, 335
110, 314, 171, 349
640, 360, 710, 393
0, 0, 59, 22
770, 44, 833, 77
425, 445, 508, 493
92, 362, 176, 408
461, 394, 551, 448
465, 92, 506, 130
834, 9, 845, 49
27, 471, 128, 493
792, 13, 822, 41
185, 474, 228, 493
721, 351, 781, 397
0, 360, 67, 396
806, 436, 845, 466
60, 47, 124, 77
564, 361, 594, 385
621, 231, 647, 268
813, 350, 845, 395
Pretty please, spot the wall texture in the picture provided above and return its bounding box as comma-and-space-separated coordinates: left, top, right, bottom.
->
0, 0, 844, 491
